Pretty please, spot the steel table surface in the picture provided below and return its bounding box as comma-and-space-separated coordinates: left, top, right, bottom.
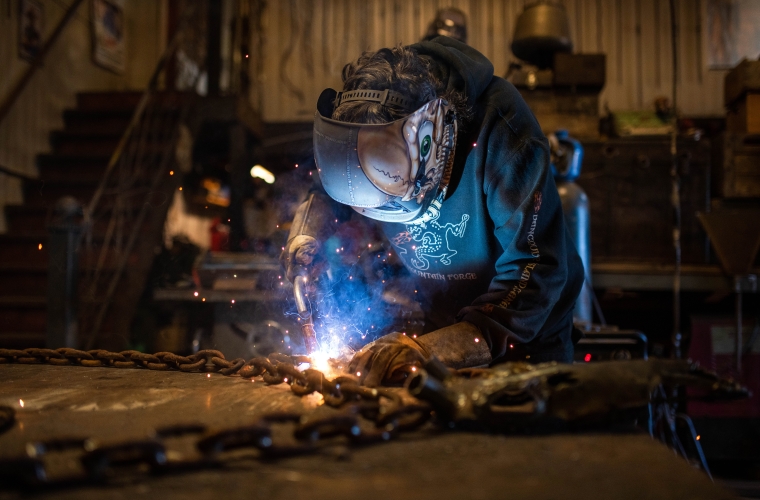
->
0, 364, 735, 500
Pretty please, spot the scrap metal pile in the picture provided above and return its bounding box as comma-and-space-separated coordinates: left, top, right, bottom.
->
0, 347, 749, 489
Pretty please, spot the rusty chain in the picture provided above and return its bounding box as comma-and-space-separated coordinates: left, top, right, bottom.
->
0, 347, 433, 488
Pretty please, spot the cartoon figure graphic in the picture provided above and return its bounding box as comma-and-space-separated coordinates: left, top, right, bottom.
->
392, 209, 470, 271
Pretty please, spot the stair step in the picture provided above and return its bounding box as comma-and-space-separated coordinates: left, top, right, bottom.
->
0, 296, 46, 306
76, 91, 144, 112
23, 179, 99, 205
50, 133, 120, 157
0, 297, 46, 333
63, 109, 132, 135
0, 233, 48, 263
75, 91, 191, 112
37, 154, 109, 169
0, 332, 45, 349
0, 265, 48, 296
49, 131, 174, 158
5, 204, 150, 234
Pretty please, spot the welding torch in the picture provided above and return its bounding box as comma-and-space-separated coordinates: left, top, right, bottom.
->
293, 270, 319, 354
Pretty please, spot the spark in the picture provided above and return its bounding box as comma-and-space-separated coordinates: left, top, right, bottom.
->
411, 367, 417, 372
509, 344, 514, 349
475, 338, 480, 343
207, 374, 211, 378
169, 170, 174, 175
231, 300, 235, 304
19, 399, 24, 408
283, 378, 288, 383
179, 187, 183, 191
245, 54, 249, 58
37, 244, 42, 250
356, 372, 361, 377
473, 143, 477, 147
696, 435, 700, 441
202, 298, 206, 302
234, 274, 237, 278
194, 291, 199, 297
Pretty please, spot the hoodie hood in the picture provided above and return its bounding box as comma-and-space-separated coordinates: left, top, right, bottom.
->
411, 36, 495, 109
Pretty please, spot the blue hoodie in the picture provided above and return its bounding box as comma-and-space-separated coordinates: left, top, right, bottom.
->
311, 37, 584, 363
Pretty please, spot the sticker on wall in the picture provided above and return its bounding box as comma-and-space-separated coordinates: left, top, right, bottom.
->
91, 0, 125, 73
18, 0, 44, 62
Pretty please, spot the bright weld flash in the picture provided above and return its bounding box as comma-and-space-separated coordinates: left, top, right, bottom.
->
250, 165, 275, 184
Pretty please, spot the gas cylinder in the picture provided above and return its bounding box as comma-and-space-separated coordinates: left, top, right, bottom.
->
550, 130, 592, 325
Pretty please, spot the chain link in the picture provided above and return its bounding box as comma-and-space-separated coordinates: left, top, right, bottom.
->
0, 346, 432, 488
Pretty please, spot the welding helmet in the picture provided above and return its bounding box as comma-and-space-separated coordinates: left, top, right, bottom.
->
313, 88, 458, 224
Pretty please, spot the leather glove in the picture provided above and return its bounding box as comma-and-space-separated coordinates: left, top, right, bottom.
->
280, 234, 326, 284
348, 322, 492, 387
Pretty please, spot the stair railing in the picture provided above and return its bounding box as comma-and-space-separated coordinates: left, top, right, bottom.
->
79, 2, 208, 349
0, 0, 86, 127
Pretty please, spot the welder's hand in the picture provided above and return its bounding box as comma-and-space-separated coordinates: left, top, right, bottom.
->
348, 322, 492, 386
348, 333, 429, 387
280, 235, 326, 284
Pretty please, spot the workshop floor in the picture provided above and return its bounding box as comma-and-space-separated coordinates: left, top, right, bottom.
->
0, 364, 737, 500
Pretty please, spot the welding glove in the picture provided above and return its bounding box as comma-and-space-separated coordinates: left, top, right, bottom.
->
348, 322, 492, 387
280, 193, 343, 283
281, 235, 326, 284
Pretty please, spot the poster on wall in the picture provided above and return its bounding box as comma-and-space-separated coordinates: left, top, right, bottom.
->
706, 0, 760, 69
18, 0, 44, 62
91, 0, 125, 73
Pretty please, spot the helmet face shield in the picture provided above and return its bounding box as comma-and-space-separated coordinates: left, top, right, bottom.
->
313, 89, 457, 223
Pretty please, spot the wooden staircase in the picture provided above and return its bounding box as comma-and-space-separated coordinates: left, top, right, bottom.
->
0, 91, 177, 349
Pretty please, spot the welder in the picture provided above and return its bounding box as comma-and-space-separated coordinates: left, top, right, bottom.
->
281, 37, 584, 386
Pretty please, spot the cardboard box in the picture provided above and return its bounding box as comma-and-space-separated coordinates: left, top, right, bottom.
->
725, 59, 760, 107
726, 92, 760, 134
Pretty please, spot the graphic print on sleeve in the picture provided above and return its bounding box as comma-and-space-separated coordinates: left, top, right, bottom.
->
390, 194, 469, 271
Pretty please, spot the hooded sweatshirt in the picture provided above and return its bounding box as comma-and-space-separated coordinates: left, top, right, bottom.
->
310, 37, 584, 363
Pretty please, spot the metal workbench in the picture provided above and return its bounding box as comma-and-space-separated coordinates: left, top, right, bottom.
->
0, 364, 735, 499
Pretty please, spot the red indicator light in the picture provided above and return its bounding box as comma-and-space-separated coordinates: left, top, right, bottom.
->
584, 353, 592, 363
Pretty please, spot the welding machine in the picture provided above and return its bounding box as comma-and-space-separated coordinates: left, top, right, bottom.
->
574, 327, 648, 363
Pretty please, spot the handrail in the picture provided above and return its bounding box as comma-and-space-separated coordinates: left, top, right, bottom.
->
85, 31, 184, 217
80, 3, 203, 349
0, 163, 37, 181
0, 0, 86, 126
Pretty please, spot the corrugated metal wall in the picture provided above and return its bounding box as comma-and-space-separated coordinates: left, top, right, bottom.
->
256, 0, 726, 122
0, 0, 165, 232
